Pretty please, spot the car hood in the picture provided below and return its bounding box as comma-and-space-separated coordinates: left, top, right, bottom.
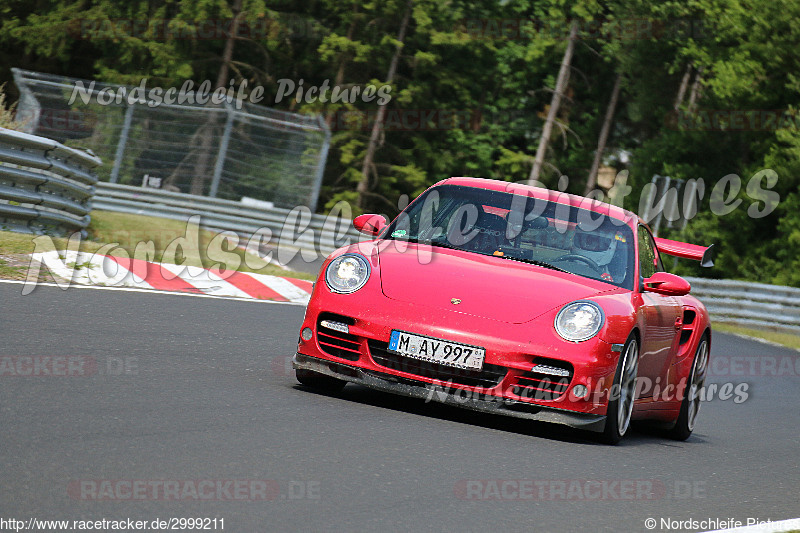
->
378, 243, 619, 324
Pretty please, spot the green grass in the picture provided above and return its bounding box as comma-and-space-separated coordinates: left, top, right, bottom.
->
0, 210, 315, 281
714, 322, 800, 351
0, 257, 24, 278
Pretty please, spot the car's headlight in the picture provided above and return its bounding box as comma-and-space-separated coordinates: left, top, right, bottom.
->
555, 301, 604, 342
325, 254, 371, 294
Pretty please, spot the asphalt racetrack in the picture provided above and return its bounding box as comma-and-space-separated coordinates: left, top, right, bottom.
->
1, 282, 798, 532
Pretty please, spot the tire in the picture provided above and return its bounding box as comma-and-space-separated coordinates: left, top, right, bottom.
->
600, 334, 639, 445
667, 334, 709, 441
295, 368, 347, 393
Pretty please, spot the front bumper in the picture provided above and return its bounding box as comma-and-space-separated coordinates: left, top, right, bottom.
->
294, 353, 607, 433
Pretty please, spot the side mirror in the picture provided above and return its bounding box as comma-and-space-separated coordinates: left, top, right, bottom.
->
353, 214, 387, 236
643, 272, 691, 297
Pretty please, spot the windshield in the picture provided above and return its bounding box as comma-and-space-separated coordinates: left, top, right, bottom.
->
384, 184, 635, 289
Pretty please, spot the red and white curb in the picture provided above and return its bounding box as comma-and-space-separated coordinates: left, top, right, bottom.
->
30, 250, 313, 304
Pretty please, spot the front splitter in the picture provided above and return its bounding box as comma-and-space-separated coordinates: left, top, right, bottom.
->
293, 353, 606, 433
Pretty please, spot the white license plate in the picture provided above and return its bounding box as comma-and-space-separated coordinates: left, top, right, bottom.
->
388, 330, 485, 371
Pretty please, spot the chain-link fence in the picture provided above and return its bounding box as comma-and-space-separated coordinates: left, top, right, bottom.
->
12, 68, 330, 211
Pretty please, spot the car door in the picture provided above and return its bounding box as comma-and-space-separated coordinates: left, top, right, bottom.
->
635, 225, 682, 398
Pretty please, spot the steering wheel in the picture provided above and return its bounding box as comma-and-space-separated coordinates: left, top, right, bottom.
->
553, 253, 601, 271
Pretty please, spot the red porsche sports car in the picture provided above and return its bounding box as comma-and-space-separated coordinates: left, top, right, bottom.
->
293, 177, 714, 444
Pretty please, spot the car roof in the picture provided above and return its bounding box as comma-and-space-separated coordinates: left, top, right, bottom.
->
434, 177, 641, 228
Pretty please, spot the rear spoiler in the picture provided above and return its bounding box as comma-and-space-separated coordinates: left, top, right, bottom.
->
654, 238, 715, 268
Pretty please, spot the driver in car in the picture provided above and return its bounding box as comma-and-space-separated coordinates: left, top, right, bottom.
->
572, 229, 628, 284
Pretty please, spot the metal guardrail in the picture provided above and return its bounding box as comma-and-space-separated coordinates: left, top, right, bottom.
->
0, 127, 100, 236
685, 277, 800, 335
93, 182, 362, 257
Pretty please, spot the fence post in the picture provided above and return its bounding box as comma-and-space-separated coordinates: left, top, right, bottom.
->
641, 175, 658, 224
681, 179, 698, 231
309, 121, 331, 213
652, 176, 671, 237
665, 178, 684, 229
110, 103, 134, 183
209, 104, 234, 198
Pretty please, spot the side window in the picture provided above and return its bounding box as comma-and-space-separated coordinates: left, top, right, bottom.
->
637, 226, 663, 279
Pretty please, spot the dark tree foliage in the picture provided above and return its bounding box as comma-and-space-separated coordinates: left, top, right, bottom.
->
1, 0, 799, 284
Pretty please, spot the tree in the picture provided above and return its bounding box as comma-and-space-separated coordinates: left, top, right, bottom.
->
356, 0, 412, 210
584, 72, 622, 194
528, 20, 578, 185
3, 0, 800, 286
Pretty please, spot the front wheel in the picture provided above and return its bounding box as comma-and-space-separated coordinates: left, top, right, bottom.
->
667, 335, 709, 441
295, 368, 347, 393
600, 335, 639, 445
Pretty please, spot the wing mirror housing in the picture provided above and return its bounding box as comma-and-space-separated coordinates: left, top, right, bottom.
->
353, 214, 387, 236
643, 272, 691, 296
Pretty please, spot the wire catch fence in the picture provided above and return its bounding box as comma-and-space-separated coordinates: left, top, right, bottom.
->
12, 68, 330, 211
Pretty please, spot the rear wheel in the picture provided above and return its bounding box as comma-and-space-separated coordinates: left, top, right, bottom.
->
600, 335, 639, 445
295, 368, 347, 393
668, 335, 709, 441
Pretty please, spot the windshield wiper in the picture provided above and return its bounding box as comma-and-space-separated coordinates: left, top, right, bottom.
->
497, 255, 570, 274
427, 238, 464, 251
395, 238, 568, 272
394, 236, 464, 251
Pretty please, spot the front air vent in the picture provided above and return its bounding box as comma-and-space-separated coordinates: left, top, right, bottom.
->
317, 313, 360, 361
511, 357, 574, 401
